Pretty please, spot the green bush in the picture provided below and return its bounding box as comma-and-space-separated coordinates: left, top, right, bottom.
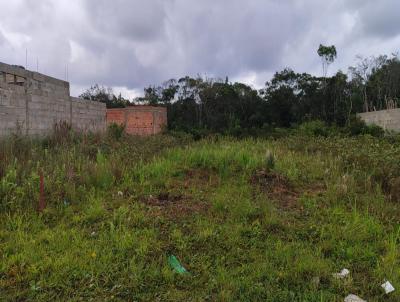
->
346, 116, 385, 137
107, 123, 126, 140
364, 124, 385, 137
298, 120, 330, 137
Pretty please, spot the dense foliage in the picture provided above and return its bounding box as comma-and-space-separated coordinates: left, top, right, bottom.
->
142, 54, 400, 134
80, 84, 130, 108
80, 50, 400, 135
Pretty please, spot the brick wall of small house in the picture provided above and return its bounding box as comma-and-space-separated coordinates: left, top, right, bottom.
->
106, 106, 167, 135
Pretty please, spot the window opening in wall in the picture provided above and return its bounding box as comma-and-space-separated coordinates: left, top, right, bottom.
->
4, 73, 25, 86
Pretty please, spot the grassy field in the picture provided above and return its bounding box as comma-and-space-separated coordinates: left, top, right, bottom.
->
1, 131, 400, 301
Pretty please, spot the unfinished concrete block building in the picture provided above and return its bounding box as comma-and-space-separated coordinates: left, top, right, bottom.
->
0, 62, 106, 136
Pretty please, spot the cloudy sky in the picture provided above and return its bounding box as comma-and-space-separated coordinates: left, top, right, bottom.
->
1, 0, 399, 98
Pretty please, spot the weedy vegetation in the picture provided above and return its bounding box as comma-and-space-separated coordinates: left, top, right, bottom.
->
1, 126, 400, 301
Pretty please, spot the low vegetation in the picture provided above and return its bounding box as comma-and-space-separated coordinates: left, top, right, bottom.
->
1, 127, 400, 301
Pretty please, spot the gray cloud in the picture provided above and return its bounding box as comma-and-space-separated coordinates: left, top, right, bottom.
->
356, 0, 400, 38
0, 0, 399, 98
84, 0, 168, 41
0, 30, 5, 46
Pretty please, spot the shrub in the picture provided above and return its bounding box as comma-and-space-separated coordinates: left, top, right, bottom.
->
107, 123, 126, 140
364, 124, 385, 137
298, 120, 330, 137
346, 116, 385, 137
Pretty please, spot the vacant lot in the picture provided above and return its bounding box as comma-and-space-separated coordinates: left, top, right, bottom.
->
1, 132, 400, 301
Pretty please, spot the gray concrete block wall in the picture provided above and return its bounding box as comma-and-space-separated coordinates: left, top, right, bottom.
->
357, 109, 400, 132
0, 62, 106, 136
70, 97, 106, 133
0, 82, 27, 135
27, 94, 71, 135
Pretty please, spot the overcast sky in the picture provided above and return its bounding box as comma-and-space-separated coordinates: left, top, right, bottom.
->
1, 0, 399, 98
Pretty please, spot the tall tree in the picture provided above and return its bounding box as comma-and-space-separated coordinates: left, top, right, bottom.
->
349, 55, 389, 112
317, 44, 337, 79
317, 44, 337, 118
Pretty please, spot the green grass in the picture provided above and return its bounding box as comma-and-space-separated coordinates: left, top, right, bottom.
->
1, 132, 400, 301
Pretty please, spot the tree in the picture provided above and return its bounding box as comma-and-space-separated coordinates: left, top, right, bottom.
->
317, 44, 337, 118
317, 44, 337, 78
366, 54, 400, 110
81, 51, 399, 133
79, 84, 130, 108
349, 55, 389, 112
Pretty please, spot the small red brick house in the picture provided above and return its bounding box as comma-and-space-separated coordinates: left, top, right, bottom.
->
106, 106, 167, 136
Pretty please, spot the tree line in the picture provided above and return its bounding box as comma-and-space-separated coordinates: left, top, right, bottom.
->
80, 46, 400, 134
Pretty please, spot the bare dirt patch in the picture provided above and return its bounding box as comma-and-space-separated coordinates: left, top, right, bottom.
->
183, 168, 219, 189
251, 169, 326, 212
251, 169, 300, 209
144, 192, 184, 206
142, 191, 209, 219
140, 168, 219, 218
